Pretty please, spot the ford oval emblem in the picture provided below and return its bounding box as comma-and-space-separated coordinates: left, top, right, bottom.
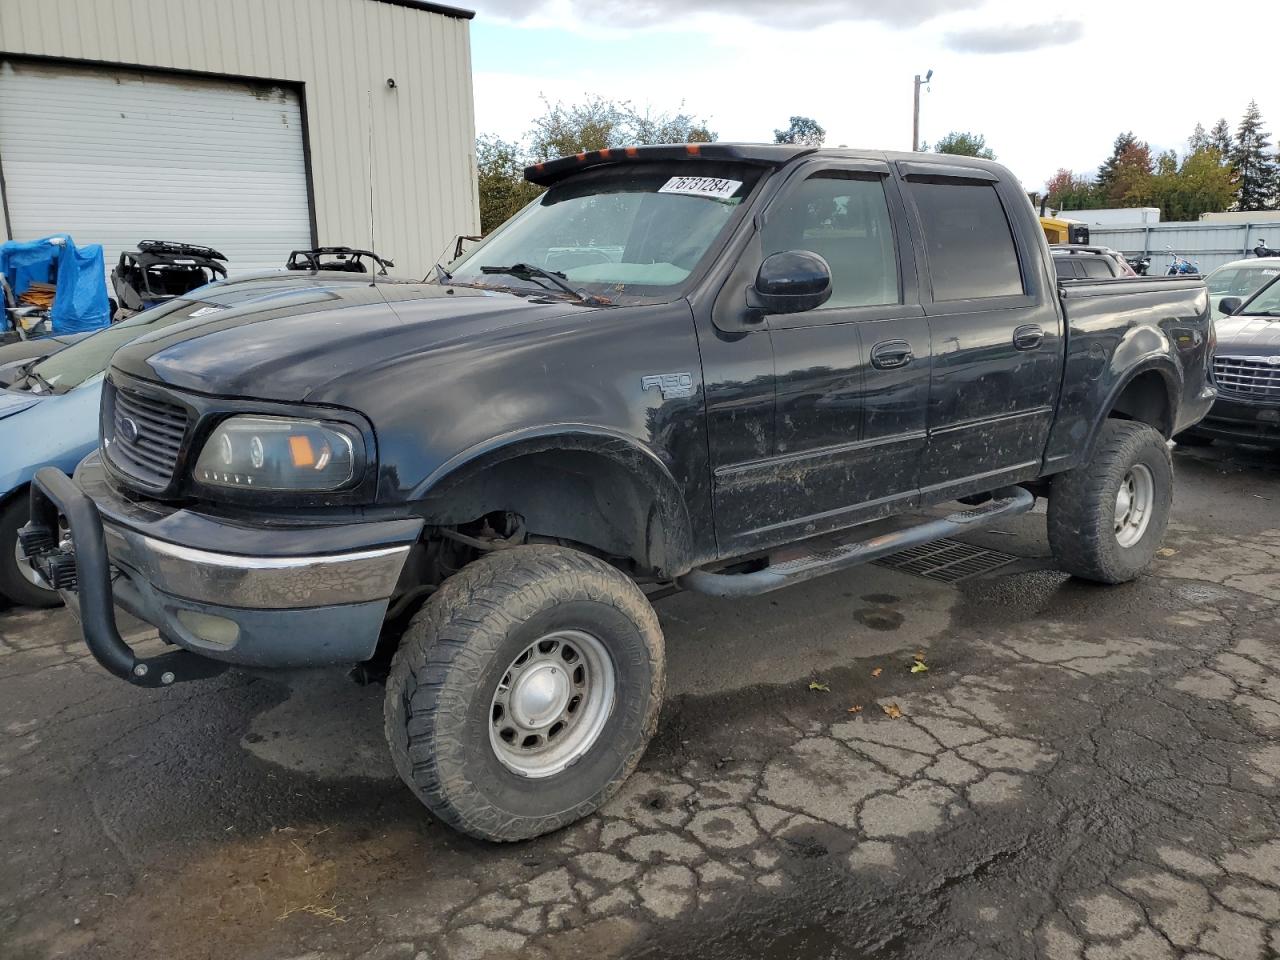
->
119, 416, 140, 444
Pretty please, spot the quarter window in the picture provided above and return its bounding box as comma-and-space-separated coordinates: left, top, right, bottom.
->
909, 180, 1024, 300
762, 172, 899, 309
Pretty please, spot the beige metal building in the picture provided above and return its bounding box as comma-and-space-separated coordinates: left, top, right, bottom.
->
0, 0, 478, 277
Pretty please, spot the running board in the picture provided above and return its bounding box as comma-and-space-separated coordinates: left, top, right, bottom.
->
678, 486, 1036, 598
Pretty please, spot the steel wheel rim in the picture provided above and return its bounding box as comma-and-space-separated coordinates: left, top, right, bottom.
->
1114, 463, 1155, 548
489, 628, 616, 779
13, 539, 51, 590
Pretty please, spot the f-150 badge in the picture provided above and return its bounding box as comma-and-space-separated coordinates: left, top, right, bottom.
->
641, 372, 695, 400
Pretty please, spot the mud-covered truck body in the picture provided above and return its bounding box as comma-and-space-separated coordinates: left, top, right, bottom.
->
23, 144, 1214, 841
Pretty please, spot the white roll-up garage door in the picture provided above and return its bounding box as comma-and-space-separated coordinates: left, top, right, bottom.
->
0, 58, 313, 276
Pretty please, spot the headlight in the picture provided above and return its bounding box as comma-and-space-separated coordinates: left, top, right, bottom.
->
193, 416, 362, 492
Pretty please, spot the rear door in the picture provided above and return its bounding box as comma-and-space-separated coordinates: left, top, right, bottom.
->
898, 164, 1063, 500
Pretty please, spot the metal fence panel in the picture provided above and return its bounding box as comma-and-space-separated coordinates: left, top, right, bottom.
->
1088, 220, 1280, 275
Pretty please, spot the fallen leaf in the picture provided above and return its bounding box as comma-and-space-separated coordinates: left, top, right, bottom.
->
882, 703, 902, 719
1156, 547, 1177, 558
847, 705, 864, 714
915, 650, 926, 660
808, 681, 830, 692
871, 667, 883, 678
910, 661, 929, 674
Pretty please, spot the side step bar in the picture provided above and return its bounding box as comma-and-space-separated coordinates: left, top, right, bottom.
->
678, 486, 1036, 598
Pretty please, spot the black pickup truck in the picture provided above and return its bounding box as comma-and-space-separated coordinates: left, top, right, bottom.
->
22, 144, 1213, 842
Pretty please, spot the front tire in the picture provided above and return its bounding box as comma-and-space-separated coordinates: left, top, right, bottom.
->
1048, 420, 1173, 584
0, 495, 61, 608
384, 544, 665, 842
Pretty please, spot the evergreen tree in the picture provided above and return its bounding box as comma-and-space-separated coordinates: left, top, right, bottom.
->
1097, 132, 1140, 191
1231, 100, 1278, 211
1209, 118, 1233, 156
1188, 123, 1209, 153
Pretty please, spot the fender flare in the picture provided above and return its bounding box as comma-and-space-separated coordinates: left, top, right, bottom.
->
1086, 355, 1181, 452
412, 424, 696, 576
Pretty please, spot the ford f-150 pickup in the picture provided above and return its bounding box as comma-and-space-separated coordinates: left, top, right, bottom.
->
21, 144, 1214, 842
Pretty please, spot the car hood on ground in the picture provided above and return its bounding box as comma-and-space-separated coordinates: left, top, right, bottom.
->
108, 282, 598, 403
1214, 315, 1280, 355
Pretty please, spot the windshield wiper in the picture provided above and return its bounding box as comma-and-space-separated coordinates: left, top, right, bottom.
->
479, 263, 606, 306
27, 367, 57, 394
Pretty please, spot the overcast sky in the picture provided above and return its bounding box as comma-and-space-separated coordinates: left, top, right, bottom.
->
467, 0, 1279, 193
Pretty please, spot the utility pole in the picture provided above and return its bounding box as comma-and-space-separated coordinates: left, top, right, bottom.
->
912, 69, 933, 152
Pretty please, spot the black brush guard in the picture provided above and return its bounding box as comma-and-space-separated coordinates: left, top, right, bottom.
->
21, 467, 228, 688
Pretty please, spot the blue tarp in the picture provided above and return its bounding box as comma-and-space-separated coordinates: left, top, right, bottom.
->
0, 234, 111, 335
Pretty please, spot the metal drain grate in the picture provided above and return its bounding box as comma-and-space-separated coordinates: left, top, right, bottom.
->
873, 538, 1019, 584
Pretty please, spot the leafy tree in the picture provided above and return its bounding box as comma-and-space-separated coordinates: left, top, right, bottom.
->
528, 95, 715, 162
475, 135, 544, 235
1044, 169, 1099, 211
474, 95, 719, 235
1231, 100, 1278, 211
1096, 132, 1148, 198
1149, 147, 1237, 222
773, 116, 826, 147
930, 130, 995, 160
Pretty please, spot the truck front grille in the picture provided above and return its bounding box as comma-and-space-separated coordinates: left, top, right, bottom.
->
104, 381, 190, 488
1213, 356, 1280, 402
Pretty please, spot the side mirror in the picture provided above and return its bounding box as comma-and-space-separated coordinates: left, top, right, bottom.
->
747, 251, 832, 315
1218, 296, 1243, 316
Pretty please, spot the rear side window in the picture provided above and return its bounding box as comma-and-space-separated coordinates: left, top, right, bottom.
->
1053, 258, 1076, 280
909, 180, 1024, 300
1080, 257, 1116, 279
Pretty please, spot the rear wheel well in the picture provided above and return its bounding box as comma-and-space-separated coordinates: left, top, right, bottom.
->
1107, 370, 1174, 438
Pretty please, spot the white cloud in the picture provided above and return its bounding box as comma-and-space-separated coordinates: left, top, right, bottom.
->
472, 0, 1280, 193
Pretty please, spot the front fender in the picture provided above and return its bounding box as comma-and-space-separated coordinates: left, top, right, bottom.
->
0, 384, 101, 498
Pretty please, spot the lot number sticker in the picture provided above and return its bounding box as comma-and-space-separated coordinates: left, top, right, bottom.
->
659, 176, 743, 201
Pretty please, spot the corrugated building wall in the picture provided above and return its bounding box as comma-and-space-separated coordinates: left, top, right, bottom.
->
0, 0, 478, 277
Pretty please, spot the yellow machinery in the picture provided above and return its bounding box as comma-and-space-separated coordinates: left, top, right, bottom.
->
1040, 215, 1090, 246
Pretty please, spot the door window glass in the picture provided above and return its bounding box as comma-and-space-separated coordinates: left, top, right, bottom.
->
762, 172, 899, 309
1081, 257, 1116, 279
909, 180, 1024, 300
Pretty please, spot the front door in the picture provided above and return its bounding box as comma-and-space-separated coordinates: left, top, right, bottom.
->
707, 161, 930, 554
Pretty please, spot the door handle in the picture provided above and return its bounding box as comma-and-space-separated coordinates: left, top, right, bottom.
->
1013, 324, 1044, 351
871, 340, 913, 370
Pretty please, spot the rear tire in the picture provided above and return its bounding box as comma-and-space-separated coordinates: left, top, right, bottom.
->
1048, 420, 1173, 584
384, 544, 664, 842
0, 495, 61, 608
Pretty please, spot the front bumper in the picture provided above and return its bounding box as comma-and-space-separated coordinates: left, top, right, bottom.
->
1186, 393, 1280, 446
22, 455, 422, 686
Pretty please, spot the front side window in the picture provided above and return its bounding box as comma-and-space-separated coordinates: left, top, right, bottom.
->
448, 162, 761, 299
909, 180, 1024, 301
761, 172, 899, 309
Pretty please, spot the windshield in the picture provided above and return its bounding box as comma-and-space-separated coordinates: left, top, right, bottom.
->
1239, 273, 1280, 316
448, 162, 762, 299
25, 297, 223, 392
1208, 263, 1280, 299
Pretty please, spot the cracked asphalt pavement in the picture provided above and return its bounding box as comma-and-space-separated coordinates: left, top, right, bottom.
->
4, 443, 1280, 960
